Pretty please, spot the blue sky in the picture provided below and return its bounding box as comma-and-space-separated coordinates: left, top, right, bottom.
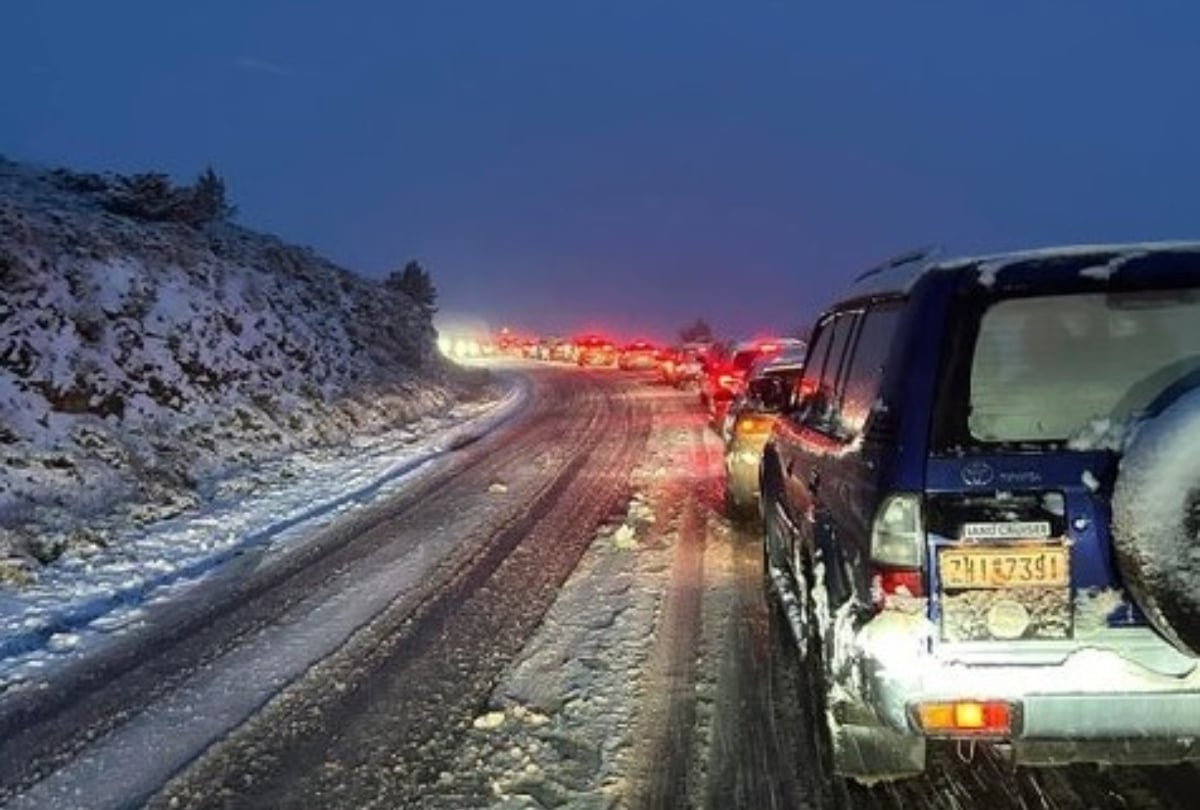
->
4, 2, 1198, 340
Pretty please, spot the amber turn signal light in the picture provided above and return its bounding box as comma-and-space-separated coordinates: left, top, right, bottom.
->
735, 414, 775, 436
914, 700, 1013, 736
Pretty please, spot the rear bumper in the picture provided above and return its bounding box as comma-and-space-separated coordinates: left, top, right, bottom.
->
725, 450, 760, 505
1019, 692, 1200, 739
852, 614, 1200, 763
725, 440, 767, 505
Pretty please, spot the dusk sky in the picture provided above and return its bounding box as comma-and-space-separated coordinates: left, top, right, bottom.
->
4, 2, 1199, 341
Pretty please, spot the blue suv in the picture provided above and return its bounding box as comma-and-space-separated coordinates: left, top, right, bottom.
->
761, 243, 1200, 781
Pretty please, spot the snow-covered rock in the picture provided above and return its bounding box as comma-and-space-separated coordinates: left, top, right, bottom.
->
0, 156, 477, 565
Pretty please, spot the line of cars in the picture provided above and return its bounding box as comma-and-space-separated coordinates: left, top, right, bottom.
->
655, 336, 810, 516
732, 242, 1200, 784
498, 333, 668, 370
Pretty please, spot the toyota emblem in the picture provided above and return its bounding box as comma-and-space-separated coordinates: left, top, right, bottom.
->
961, 461, 995, 487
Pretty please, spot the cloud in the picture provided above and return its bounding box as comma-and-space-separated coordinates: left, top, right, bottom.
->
234, 57, 293, 77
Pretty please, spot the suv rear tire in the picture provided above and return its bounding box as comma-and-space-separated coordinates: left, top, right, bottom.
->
1112, 384, 1200, 657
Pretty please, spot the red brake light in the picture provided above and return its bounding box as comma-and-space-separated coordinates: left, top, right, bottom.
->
873, 568, 924, 607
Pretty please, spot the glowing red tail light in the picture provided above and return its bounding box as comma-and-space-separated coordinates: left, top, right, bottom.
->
872, 568, 924, 608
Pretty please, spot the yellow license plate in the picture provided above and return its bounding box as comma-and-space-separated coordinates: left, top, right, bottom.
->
939, 546, 1068, 589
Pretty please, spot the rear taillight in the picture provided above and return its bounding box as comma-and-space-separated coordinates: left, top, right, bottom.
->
870, 494, 925, 605
734, 414, 775, 436
913, 700, 1014, 737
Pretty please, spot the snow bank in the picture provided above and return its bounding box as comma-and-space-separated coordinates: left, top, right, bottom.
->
0, 156, 482, 575
0, 381, 526, 689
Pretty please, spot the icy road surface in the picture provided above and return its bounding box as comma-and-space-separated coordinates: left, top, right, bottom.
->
1, 365, 1199, 809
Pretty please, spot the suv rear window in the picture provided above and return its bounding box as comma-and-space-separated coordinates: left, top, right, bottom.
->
732, 350, 760, 371
968, 288, 1200, 443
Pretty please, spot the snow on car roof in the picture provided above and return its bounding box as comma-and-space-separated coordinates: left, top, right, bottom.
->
750, 350, 806, 378
729, 337, 804, 353
847, 241, 1200, 299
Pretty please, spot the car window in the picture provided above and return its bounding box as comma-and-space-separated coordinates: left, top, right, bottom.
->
732, 350, 760, 371
795, 311, 857, 429
839, 304, 902, 435
969, 288, 1200, 443
793, 317, 836, 412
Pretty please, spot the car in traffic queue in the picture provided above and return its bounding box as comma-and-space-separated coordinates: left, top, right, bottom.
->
723, 349, 806, 519
701, 338, 804, 431
663, 341, 714, 388
655, 346, 681, 384
617, 340, 659, 370
519, 337, 540, 358
575, 335, 618, 367
536, 336, 575, 362
759, 243, 1200, 782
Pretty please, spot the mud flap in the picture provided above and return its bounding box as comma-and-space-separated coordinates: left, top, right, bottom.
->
829, 718, 926, 783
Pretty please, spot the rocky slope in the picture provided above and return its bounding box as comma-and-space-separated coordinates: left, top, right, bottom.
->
0, 156, 480, 573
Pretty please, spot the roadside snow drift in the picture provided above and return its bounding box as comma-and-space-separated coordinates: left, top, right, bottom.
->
0, 156, 481, 576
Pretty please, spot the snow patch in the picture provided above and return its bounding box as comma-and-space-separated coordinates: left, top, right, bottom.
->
1079, 252, 1144, 281
1067, 417, 1132, 452
1074, 587, 1129, 635
611, 524, 637, 549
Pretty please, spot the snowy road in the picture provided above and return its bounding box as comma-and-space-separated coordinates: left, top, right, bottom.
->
2, 367, 1199, 809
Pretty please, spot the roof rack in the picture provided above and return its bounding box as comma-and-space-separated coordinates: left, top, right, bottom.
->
852, 245, 941, 283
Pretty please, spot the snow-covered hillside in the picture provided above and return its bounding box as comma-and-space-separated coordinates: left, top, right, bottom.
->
0, 156, 483, 575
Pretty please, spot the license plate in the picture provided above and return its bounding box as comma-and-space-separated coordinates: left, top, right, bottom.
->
939, 545, 1068, 589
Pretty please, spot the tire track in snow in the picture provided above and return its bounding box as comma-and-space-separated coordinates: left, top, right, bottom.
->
630, 411, 719, 809
0, 370, 594, 808
145, 370, 650, 810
